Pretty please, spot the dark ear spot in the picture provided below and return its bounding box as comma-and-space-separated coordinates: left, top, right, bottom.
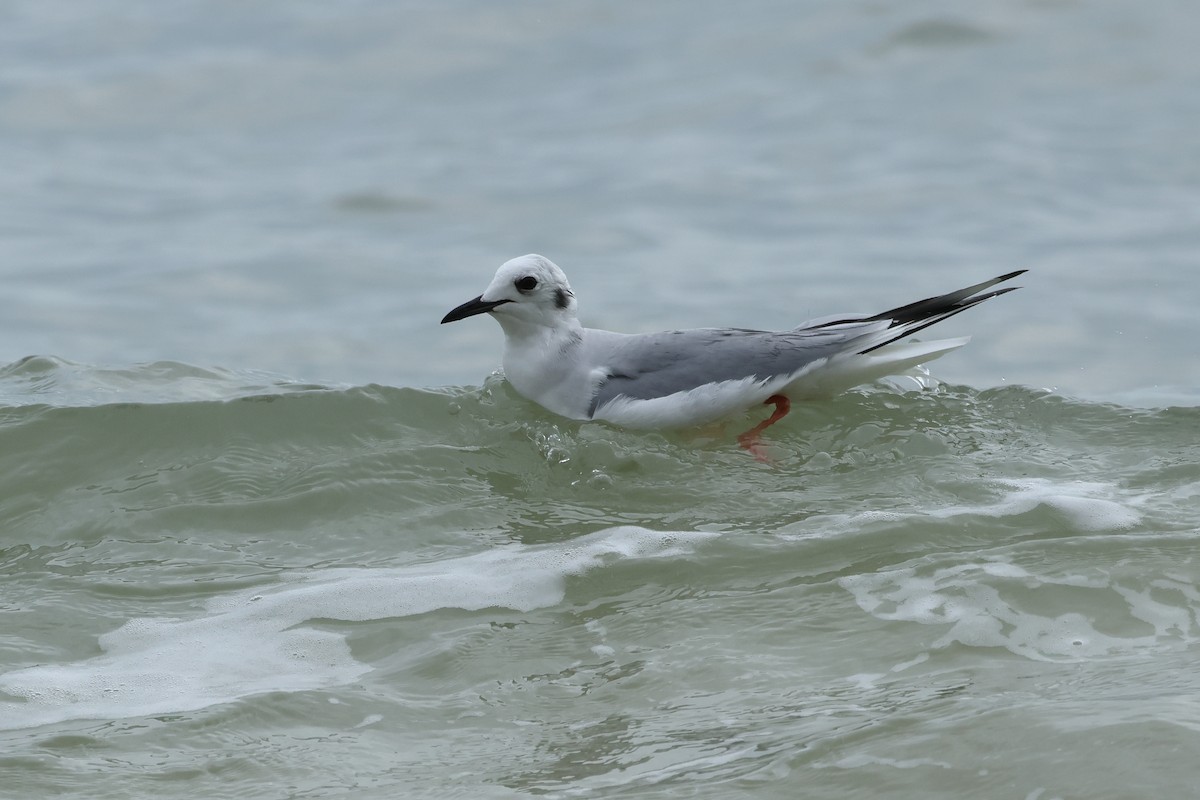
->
554, 288, 570, 310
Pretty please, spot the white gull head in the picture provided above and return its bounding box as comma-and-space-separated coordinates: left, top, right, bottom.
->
442, 255, 591, 419
441, 254, 578, 338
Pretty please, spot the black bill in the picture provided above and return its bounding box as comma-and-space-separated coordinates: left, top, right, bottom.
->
441, 295, 511, 324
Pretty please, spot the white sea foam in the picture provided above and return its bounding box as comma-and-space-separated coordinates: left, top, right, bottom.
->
839, 559, 1187, 662
830, 479, 1173, 662
927, 479, 1143, 532
840, 556, 1200, 664
781, 478, 1143, 541
0, 526, 716, 731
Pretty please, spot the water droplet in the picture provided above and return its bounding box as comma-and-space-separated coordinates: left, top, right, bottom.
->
587, 471, 614, 489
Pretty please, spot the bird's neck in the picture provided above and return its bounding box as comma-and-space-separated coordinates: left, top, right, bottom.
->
494, 314, 581, 346
496, 316, 586, 416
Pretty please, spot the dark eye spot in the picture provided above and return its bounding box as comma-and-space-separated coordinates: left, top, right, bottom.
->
515, 276, 538, 293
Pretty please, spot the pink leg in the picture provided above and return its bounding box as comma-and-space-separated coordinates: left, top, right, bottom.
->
736, 394, 791, 461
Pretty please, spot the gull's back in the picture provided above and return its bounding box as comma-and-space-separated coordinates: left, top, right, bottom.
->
576, 269, 1025, 428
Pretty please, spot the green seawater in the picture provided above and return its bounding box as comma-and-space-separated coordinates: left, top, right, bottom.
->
2, 357, 1198, 798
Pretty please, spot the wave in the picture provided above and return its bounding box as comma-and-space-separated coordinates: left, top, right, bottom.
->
0, 525, 716, 731
1, 356, 1197, 549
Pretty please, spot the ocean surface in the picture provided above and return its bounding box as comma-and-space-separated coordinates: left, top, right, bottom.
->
2, 1, 1199, 798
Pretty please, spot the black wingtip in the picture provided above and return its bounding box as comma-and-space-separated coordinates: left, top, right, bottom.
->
855, 268, 1026, 354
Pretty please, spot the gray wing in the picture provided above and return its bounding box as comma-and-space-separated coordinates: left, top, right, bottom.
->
585, 326, 856, 416
586, 269, 1027, 416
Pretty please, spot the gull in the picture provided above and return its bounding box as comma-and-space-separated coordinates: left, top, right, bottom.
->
442, 255, 1024, 456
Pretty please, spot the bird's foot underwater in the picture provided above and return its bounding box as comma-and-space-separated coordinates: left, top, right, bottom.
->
736, 394, 791, 463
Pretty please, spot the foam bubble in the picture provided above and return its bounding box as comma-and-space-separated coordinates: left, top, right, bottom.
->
0, 526, 716, 731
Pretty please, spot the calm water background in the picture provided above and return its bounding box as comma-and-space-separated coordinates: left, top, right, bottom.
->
2, 1, 1199, 798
